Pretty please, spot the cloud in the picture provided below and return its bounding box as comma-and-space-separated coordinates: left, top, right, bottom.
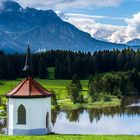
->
12, 0, 122, 10
125, 12, 140, 41
57, 11, 140, 43
57, 11, 126, 43
65, 13, 109, 20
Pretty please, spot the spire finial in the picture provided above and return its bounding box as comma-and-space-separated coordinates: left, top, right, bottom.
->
23, 45, 33, 77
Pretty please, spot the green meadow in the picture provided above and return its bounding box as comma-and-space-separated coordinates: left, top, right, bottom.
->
0, 78, 88, 100
0, 135, 140, 140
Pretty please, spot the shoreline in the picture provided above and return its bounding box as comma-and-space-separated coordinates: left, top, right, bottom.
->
57, 97, 121, 111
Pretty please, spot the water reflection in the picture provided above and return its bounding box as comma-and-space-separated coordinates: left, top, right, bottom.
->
52, 96, 140, 134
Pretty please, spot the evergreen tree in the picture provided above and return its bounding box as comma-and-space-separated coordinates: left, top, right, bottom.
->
38, 57, 48, 79
71, 74, 82, 90
67, 83, 80, 104
54, 59, 60, 79
134, 53, 140, 71
130, 69, 140, 94
7, 59, 16, 80
88, 82, 94, 97
117, 52, 125, 71
0, 67, 2, 80
88, 76, 94, 87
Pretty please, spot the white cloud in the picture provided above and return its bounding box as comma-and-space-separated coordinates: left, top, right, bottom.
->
12, 0, 122, 10
65, 13, 109, 20
57, 11, 140, 43
125, 12, 140, 41
57, 11, 126, 43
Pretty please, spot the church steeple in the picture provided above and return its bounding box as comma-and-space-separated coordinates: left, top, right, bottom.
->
23, 45, 33, 76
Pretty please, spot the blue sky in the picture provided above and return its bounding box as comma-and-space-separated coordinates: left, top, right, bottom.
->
61, 0, 140, 26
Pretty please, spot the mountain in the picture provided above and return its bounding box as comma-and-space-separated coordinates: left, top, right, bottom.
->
0, 1, 130, 53
127, 38, 140, 46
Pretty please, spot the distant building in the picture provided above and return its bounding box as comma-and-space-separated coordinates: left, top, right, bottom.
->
6, 46, 52, 135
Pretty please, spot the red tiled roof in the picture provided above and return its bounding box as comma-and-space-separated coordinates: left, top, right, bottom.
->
6, 77, 52, 98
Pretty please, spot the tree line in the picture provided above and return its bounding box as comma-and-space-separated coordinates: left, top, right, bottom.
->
66, 70, 140, 105
0, 48, 140, 79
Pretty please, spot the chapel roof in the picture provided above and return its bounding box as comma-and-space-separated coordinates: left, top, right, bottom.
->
6, 76, 52, 98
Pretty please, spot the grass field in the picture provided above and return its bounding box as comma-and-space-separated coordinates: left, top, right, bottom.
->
0, 79, 88, 100
0, 135, 140, 140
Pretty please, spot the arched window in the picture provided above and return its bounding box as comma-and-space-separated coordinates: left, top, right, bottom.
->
18, 105, 26, 124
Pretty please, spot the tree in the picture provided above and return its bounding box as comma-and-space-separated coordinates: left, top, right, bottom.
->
129, 69, 140, 94
88, 76, 94, 87
71, 74, 82, 90
117, 52, 125, 71
67, 83, 80, 104
6, 59, 16, 80
38, 57, 48, 79
72, 56, 83, 78
134, 53, 140, 71
88, 81, 95, 101
88, 82, 94, 97
0, 67, 3, 80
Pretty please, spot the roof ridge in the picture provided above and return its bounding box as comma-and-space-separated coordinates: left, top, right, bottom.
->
28, 77, 32, 96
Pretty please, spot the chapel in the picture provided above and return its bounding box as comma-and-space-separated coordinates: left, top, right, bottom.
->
6, 46, 52, 135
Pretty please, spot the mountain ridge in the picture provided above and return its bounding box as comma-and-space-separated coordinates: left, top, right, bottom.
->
0, 1, 133, 53
127, 38, 140, 46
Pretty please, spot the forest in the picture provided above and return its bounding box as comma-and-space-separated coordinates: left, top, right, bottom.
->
0, 48, 140, 80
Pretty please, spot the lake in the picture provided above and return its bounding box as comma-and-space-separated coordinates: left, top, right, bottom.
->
1, 96, 140, 135
52, 96, 140, 135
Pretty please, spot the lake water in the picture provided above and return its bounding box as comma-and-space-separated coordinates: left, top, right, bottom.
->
0, 96, 140, 135
52, 96, 140, 135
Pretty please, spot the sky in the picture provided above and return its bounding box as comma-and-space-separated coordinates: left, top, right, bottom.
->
11, 0, 140, 43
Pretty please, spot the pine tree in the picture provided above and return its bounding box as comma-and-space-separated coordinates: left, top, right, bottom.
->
71, 74, 82, 90
7, 59, 16, 80
67, 83, 80, 104
88, 82, 94, 97
0, 67, 3, 80
38, 57, 48, 79
134, 53, 140, 71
